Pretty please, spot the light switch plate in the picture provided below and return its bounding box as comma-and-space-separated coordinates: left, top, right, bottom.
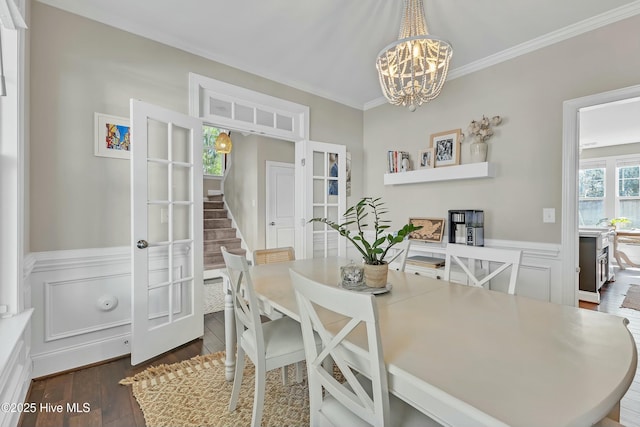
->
543, 208, 556, 223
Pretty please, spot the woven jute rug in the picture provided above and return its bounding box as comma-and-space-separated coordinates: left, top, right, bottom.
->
203, 279, 225, 314
621, 284, 640, 311
120, 351, 310, 427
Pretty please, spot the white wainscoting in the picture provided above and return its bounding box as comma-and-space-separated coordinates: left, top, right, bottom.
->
0, 309, 34, 427
27, 245, 190, 378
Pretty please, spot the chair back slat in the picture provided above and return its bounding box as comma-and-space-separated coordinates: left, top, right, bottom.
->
444, 243, 522, 294
290, 269, 390, 426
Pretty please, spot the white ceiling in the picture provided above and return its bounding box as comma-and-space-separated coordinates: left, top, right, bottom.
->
37, 0, 640, 111
580, 97, 640, 149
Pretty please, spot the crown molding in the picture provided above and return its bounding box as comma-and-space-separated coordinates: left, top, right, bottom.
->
37, 0, 640, 112
364, 1, 640, 111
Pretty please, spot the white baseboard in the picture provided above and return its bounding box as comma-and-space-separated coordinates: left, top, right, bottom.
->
32, 333, 131, 378
578, 290, 601, 304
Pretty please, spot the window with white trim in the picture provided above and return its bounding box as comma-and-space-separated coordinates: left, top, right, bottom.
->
202, 125, 227, 178
579, 156, 640, 227
578, 162, 606, 226
617, 159, 640, 226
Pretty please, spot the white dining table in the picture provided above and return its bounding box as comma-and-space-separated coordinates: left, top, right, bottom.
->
221, 257, 637, 427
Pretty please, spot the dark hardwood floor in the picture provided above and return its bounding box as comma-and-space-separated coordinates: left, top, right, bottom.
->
18, 311, 226, 427
18, 272, 640, 427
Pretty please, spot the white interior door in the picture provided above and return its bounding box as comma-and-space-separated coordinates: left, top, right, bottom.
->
130, 99, 204, 365
304, 141, 347, 258
266, 161, 295, 248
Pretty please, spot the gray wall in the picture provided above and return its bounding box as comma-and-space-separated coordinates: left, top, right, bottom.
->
29, 2, 363, 252
363, 15, 640, 244
224, 134, 295, 252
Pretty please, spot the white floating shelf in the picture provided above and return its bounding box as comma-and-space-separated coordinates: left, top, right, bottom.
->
383, 162, 495, 185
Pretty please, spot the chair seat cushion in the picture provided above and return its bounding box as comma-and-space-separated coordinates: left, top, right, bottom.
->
242, 316, 319, 360
319, 373, 441, 427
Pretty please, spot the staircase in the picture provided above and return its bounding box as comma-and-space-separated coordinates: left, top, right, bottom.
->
204, 194, 246, 270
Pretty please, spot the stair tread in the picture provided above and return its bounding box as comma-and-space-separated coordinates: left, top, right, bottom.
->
204, 263, 226, 270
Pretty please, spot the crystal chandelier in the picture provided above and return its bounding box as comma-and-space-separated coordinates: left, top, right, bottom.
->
376, 0, 452, 111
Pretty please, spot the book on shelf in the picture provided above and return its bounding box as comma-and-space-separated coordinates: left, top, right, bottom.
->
387, 150, 410, 173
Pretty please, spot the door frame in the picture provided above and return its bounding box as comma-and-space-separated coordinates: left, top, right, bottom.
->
265, 160, 295, 249
189, 73, 312, 258
561, 83, 640, 307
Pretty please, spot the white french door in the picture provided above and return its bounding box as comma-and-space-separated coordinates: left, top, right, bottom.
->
304, 141, 347, 258
130, 99, 204, 365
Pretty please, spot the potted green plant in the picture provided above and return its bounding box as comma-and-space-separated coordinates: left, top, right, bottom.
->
610, 217, 631, 229
310, 197, 422, 287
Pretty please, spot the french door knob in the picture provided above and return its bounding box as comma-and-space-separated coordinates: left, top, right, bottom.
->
269, 222, 276, 226
136, 240, 149, 249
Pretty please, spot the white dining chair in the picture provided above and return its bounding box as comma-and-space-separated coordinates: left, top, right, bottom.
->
252, 247, 297, 320
393, 239, 411, 272
290, 268, 442, 427
443, 243, 522, 295
252, 245, 303, 382
222, 247, 316, 427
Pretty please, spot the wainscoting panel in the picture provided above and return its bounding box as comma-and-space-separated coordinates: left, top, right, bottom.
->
44, 273, 131, 342
29, 245, 190, 378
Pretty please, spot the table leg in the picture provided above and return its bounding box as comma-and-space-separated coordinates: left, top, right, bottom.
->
615, 249, 638, 269
222, 274, 236, 382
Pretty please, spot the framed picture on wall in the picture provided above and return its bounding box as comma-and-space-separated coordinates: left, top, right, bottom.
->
430, 129, 461, 167
408, 217, 446, 243
94, 113, 131, 159
418, 148, 435, 169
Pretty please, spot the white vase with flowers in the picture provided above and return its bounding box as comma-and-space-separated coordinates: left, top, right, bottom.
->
466, 115, 502, 162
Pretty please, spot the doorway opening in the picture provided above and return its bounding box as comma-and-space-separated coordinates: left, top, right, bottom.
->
561, 84, 640, 307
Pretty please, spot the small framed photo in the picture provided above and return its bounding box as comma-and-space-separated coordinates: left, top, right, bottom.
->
94, 113, 131, 159
418, 148, 435, 169
408, 217, 446, 243
430, 129, 461, 167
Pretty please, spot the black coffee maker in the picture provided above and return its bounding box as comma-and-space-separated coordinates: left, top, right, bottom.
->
448, 210, 484, 246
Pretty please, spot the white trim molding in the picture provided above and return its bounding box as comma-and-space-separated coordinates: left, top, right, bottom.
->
364, 2, 640, 111
562, 83, 640, 307
188, 72, 310, 142
0, 309, 33, 427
